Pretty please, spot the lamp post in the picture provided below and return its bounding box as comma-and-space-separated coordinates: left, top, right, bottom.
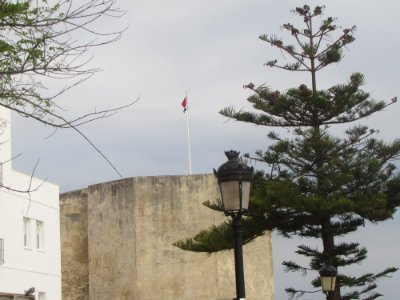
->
214, 150, 254, 300
319, 264, 337, 299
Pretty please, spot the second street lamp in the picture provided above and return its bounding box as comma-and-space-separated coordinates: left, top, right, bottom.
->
214, 150, 254, 300
319, 263, 337, 298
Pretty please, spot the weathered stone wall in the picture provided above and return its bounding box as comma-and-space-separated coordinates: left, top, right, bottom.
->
88, 178, 138, 299
60, 189, 89, 300
61, 174, 274, 300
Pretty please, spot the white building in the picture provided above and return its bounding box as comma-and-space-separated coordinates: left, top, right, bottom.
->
0, 107, 61, 300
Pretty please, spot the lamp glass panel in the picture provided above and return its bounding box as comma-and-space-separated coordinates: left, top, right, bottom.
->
220, 181, 240, 211
321, 276, 336, 292
241, 181, 251, 210
220, 181, 251, 212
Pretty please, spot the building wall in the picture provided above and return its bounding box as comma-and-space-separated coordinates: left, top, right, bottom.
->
0, 107, 61, 299
60, 189, 89, 300
61, 175, 274, 300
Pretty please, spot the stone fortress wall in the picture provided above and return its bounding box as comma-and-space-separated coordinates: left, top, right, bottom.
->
60, 174, 274, 300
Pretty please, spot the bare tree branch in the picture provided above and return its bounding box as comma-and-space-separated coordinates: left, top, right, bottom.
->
0, 0, 133, 179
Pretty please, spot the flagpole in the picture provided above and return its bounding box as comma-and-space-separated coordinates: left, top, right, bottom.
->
185, 92, 193, 175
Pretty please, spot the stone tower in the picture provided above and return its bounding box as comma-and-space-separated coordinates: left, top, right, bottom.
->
60, 174, 274, 300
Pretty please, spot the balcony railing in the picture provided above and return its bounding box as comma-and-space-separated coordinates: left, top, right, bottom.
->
0, 238, 4, 264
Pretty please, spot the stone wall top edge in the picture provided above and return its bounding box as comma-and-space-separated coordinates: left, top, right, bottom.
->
85, 173, 214, 190
60, 174, 215, 196
60, 187, 89, 198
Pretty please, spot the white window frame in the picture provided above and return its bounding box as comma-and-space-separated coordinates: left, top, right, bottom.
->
0, 163, 3, 186
38, 292, 46, 300
0, 238, 4, 264
36, 220, 44, 250
23, 217, 31, 249
23, 217, 45, 251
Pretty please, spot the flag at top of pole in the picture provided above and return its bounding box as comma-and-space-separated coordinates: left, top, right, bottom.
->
181, 96, 188, 113
181, 94, 192, 174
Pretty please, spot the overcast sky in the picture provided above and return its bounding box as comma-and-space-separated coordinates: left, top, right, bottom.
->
9, 0, 400, 299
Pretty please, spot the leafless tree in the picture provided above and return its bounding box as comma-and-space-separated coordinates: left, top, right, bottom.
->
0, 0, 135, 187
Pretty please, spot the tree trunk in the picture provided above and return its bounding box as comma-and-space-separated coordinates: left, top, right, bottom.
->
322, 218, 341, 300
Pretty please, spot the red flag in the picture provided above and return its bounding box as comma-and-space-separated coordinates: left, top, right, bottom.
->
181, 97, 188, 113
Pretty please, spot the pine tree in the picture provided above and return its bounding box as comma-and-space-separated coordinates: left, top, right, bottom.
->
174, 5, 400, 299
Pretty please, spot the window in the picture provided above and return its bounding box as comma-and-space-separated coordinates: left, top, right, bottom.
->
38, 292, 46, 300
23, 218, 31, 248
36, 220, 44, 250
0, 163, 3, 185
0, 238, 4, 264
23, 218, 45, 250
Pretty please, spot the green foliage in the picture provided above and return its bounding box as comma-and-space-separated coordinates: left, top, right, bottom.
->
174, 4, 400, 299
172, 222, 234, 252
172, 217, 266, 252
221, 73, 387, 127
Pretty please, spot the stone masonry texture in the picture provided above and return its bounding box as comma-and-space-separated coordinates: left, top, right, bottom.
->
60, 189, 89, 300
60, 174, 274, 300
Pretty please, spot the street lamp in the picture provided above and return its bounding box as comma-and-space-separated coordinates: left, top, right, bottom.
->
319, 264, 337, 295
214, 150, 254, 300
